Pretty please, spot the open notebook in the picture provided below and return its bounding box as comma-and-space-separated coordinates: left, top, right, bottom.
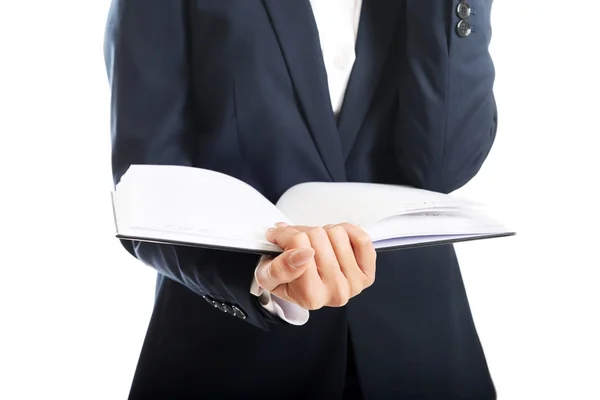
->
111, 165, 514, 255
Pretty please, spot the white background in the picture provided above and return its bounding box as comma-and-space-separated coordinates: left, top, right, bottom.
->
1, 1, 598, 398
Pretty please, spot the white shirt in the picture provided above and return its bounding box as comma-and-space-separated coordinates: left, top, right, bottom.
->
311, 0, 362, 115
250, 0, 363, 325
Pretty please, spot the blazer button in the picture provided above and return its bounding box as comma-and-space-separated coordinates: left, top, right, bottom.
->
204, 296, 228, 313
214, 301, 229, 312
456, 2, 472, 19
231, 305, 247, 320
456, 19, 472, 38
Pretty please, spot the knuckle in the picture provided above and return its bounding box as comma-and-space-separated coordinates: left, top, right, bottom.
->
308, 226, 327, 239
291, 231, 310, 247
328, 225, 347, 238
349, 287, 363, 298
349, 278, 364, 294
328, 281, 350, 307
355, 231, 373, 247
281, 227, 297, 237
267, 259, 284, 281
338, 222, 353, 230
306, 299, 325, 311
299, 295, 325, 311
329, 294, 349, 308
363, 272, 376, 287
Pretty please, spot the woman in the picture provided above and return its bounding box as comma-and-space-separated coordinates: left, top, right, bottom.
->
104, 0, 498, 398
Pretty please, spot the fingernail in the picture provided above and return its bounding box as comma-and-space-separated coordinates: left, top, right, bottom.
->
288, 248, 314, 268
266, 227, 276, 241
275, 222, 288, 227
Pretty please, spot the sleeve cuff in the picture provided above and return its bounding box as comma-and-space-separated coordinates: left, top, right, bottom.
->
250, 260, 309, 326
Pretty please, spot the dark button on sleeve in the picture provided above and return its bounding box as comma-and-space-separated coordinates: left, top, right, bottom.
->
456, 19, 472, 38
456, 1, 472, 19
212, 300, 229, 313
231, 305, 247, 320
203, 295, 246, 319
203, 295, 227, 312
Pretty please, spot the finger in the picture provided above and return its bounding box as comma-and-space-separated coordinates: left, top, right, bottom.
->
284, 225, 314, 232
266, 225, 311, 250
304, 227, 340, 278
338, 223, 377, 286
270, 259, 328, 310
267, 226, 341, 309
303, 226, 351, 306
324, 224, 364, 296
291, 225, 353, 305
254, 247, 314, 292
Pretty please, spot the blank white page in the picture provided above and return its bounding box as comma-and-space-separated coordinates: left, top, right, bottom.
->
117, 165, 291, 247
276, 182, 484, 227
364, 211, 508, 241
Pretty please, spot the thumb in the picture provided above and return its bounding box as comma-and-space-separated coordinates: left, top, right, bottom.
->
255, 247, 314, 292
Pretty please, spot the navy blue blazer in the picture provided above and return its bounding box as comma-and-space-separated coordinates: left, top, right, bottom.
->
105, 0, 497, 398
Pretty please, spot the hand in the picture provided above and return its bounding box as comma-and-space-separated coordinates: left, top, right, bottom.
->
254, 222, 377, 310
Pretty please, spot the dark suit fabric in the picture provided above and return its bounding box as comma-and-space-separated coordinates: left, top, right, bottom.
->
104, 0, 498, 398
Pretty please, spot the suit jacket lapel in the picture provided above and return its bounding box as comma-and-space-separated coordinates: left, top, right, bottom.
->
337, 0, 403, 159
262, 0, 346, 182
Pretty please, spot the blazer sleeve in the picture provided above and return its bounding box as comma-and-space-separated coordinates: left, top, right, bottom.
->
103, 0, 276, 330
395, 0, 497, 194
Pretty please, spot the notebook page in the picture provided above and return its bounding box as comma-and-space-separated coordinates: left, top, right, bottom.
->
276, 182, 484, 227
117, 165, 292, 248
372, 234, 486, 249
363, 211, 508, 241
